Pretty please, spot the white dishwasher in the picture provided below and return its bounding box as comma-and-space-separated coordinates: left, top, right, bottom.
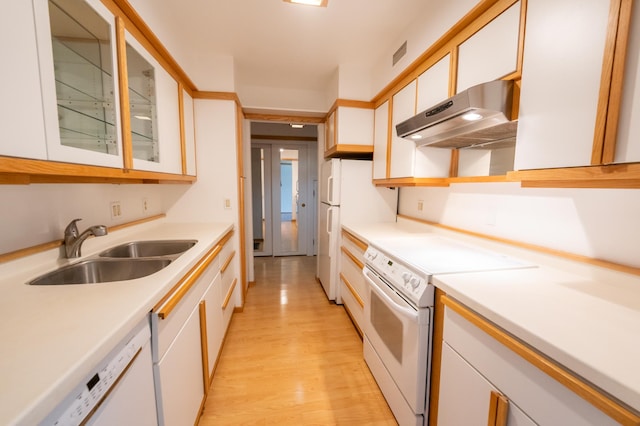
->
40, 318, 158, 426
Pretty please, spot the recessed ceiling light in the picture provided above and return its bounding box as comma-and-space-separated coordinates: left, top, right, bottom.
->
290, 124, 304, 129
283, 0, 328, 7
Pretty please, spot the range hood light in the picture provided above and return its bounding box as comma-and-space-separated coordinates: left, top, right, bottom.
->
134, 115, 152, 121
410, 134, 423, 140
462, 112, 483, 121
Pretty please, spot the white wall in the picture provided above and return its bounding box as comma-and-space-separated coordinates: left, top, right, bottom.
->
167, 99, 239, 223
399, 184, 640, 268
0, 184, 181, 254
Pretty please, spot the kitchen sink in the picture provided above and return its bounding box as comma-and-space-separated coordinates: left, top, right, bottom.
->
98, 240, 197, 259
29, 258, 172, 285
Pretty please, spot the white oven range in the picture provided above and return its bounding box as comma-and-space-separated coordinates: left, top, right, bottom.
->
362, 235, 534, 425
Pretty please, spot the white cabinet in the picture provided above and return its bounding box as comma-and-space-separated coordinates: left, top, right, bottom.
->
438, 303, 619, 425
456, 1, 521, 92
202, 273, 223, 379
514, 0, 611, 170
324, 105, 374, 157
0, 2, 48, 160
156, 304, 205, 426
416, 54, 450, 112
373, 101, 389, 180
219, 239, 237, 331
439, 343, 535, 426
183, 89, 197, 176
614, 0, 640, 164
390, 81, 417, 178
339, 230, 368, 334
33, 0, 124, 168
126, 32, 182, 174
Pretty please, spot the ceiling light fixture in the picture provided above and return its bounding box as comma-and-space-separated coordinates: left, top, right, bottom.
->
290, 124, 304, 129
283, 0, 328, 7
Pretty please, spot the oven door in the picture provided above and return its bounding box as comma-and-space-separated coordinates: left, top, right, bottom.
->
363, 266, 432, 415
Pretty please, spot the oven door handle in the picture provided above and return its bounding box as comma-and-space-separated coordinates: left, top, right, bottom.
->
364, 270, 419, 321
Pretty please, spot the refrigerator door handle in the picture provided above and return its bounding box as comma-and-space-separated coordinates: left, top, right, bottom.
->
327, 176, 334, 204
326, 206, 332, 235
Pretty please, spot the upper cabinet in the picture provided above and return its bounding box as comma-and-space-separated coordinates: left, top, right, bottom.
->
0, 2, 48, 160
371, 0, 524, 186
1, 0, 196, 183
34, 0, 123, 168
456, 2, 521, 93
372, 101, 389, 180
323, 103, 374, 159
125, 32, 182, 174
514, 0, 611, 170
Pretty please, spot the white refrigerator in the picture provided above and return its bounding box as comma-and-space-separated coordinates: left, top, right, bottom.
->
318, 158, 398, 302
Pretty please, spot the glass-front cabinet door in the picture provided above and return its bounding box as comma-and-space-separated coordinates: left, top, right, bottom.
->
125, 32, 182, 174
34, 0, 124, 168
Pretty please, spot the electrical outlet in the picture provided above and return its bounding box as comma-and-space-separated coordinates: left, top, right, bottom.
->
142, 198, 149, 213
417, 200, 424, 212
224, 199, 232, 210
110, 201, 122, 219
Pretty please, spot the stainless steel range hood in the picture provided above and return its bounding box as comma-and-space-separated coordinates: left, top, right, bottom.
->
396, 80, 516, 149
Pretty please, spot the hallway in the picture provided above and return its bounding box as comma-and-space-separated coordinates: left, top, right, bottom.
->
198, 256, 396, 425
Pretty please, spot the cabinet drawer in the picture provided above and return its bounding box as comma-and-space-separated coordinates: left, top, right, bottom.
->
153, 256, 219, 361
443, 306, 619, 425
340, 247, 366, 302
339, 277, 364, 336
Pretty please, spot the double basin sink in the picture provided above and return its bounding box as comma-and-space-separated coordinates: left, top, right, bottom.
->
29, 240, 197, 285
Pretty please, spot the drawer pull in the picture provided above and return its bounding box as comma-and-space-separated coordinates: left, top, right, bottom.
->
341, 246, 364, 270
340, 272, 364, 308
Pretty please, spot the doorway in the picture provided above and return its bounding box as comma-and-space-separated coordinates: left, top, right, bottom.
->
251, 138, 316, 257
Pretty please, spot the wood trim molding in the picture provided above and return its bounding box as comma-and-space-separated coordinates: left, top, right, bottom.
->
373, 177, 450, 187
324, 144, 374, 158
341, 302, 363, 338
0, 156, 196, 184
342, 230, 368, 252
193, 91, 241, 104
592, 0, 624, 165
398, 213, 640, 276
339, 273, 364, 308
221, 251, 236, 274
326, 99, 376, 117
154, 244, 222, 319
234, 101, 248, 305
198, 301, 210, 394
508, 162, 640, 188
105, 0, 197, 90
222, 278, 237, 309
442, 295, 640, 425
428, 288, 446, 426
178, 83, 188, 175
0, 214, 166, 263
115, 16, 132, 171
602, 0, 634, 164
243, 112, 325, 124
251, 135, 318, 142
341, 246, 364, 270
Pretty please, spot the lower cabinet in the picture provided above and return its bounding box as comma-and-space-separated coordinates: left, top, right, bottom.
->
152, 230, 237, 425
437, 298, 622, 426
156, 304, 205, 426
339, 230, 368, 334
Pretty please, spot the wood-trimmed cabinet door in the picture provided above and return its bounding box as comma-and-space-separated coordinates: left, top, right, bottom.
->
124, 30, 182, 174
33, 0, 125, 168
514, 0, 612, 170
390, 80, 418, 178
438, 342, 534, 426
0, 1, 48, 160
373, 101, 389, 180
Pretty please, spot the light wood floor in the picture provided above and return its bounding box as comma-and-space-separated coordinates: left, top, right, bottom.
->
198, 256, 397, 425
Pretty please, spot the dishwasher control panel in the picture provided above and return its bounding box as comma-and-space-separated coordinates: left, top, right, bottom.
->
43, 321, 150, 426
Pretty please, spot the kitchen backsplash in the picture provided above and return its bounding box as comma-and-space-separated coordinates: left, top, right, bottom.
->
399, 183, 640, 269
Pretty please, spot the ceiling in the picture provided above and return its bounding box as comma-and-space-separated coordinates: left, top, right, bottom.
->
131, 0, 432, 98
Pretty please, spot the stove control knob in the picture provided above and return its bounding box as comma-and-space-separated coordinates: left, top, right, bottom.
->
401, 272, 411, 283
368, 250, 378, 260
409, 277, 420, 289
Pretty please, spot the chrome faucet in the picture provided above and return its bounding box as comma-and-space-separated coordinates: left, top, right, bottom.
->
64, 218, 108, 258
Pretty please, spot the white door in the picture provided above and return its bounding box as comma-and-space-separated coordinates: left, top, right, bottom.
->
272, 144, 310, 256
251, 144, 273, 256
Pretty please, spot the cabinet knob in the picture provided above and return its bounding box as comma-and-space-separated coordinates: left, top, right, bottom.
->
301, 203, 306, 207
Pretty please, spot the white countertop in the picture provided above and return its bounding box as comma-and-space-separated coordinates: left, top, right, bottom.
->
0, 219, 233, 425
343, 218, 640, 412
